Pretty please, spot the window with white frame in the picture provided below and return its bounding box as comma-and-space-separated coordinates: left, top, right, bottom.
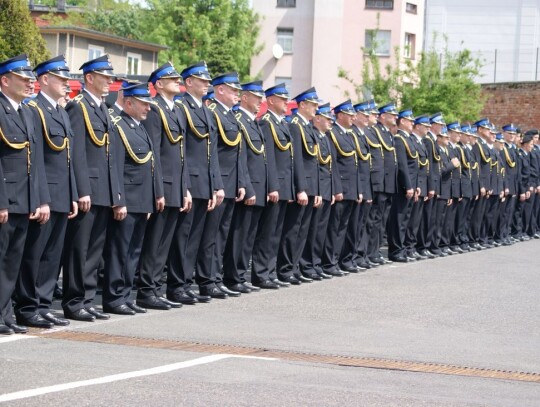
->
277, 28, 294, 54
365, 30, 391, 57
277, 0, 296, 7
403, 33, 416, 59
126, 52, 141, 76
88, 44, 104, 60
406, 2, 417, 14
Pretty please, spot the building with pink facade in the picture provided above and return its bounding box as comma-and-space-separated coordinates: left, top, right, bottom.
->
250, 0, 425, 103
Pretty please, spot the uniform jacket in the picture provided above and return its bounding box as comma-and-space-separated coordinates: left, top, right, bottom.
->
208, 100, 248, 199
327, 123, 361, 201
394, 129, 415, 192
288, 114, 320, 196
424, 132, 441, 195
351, 125, 372, 201
372, 122, 398, 194
113, 111, 163, 213
66, 90, 123, 207
363, 126, 385, 193
501, 143, 519, 195
29, 92, 78, 212
0, 92, 44, 213
409, 133, 429, 197
314, 129, 337, 202
456, 142, 473, 199
517, 149, 532, 195
176, 93, 223, 200
142, 94, 189, 208
438, 144, 454, 200
447, 143, 461, 198
472, 138, 494, 191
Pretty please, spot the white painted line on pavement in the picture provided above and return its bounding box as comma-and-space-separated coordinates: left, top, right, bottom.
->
0, 354, 275, 403
0, 335, 35, 344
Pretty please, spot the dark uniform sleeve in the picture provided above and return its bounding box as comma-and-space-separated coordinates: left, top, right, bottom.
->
29, 106, 51, 206
394, 135, 412, 192
259, 119, 279, 193
66, 101, 91, 199
289, 123, 307, 194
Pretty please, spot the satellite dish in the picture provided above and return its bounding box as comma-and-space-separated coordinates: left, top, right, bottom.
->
272, 43, 284, 60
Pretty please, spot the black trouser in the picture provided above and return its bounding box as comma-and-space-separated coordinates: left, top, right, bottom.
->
387, 192, 413, 259
470, 195, 488, 243
500, 195, 516, 240
300, 199, 332, 276
520, 196, 534, 237
0, 214, 29, 325
366, 192, 392, 260
166, 198, 208, 295
417, 197, 434, 252
340, 201, 363, 269
455, 197, 472, 246
441, 198, 458, 248
482, 195, 499, 244
137, 207, 181, 299
62, 205, 110, 313
15, 212, 67, 320
251, 201, 287, 283
355, 202, 372, 264
428, 198, 448, 253
223, 203, 265, 285
103, 213, 147, 308
405, 198, 424, 256
322, 200, 355, 273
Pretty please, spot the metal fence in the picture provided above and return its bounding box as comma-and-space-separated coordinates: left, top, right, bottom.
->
472, 48, 540, 84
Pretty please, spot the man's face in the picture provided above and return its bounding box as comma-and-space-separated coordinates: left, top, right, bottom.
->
381, 112, 397, 127
186, 76, 210, 99
87, 72, 113, 96
414, 123, 429, 137
299, 100, 318, 120
41, 73, 69, 100
533, 134, 539, 145
216, 84, 240, 108
353, 112, 369, 127
1, 73, 35, 102
157, 77, 182, 96
449, 130, 460, 144
368, 112, 378, 125
399, 117, 413, 133
126, 97, 151, 121
522, 140, 534, 152
241, 92, 263, 114
503, 131, 515, 144
337, 112, 354, 128
268, 95, 288, 116
437, 135, 449, 146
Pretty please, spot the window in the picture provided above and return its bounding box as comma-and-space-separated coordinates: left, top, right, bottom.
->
126, 52, 141, 75
365, 30, 391, 57
365, 0, 394, 10
88, 44, 104, 60
406, 2, 417, 14
403, 33, 416, 59
277, 28, 294, 54
277, 0, 296, 7
275, 77, 292, 91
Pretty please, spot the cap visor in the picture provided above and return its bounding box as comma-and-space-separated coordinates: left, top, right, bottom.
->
192, 73, 212, 81
12, 70, 36, 80
248, 90, 264, 97
95, 70, 115, 77
49, 71, 71, 79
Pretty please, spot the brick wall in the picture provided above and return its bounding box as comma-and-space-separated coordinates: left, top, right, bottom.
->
481, 82, 540, 131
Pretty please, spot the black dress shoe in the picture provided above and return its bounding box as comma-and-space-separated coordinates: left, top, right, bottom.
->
41, 312, 70, 326
243, 282, 260, 292
126, 302, 147, 313
254, 280, 280, 289
86, 307, 110, 320
319, 272, 333, 279
17, 314, 54, 329
137, 296, 171, 310
159, 297, 182, 308
380, 257, 393, 265
389, 256, 412, 263
227, 283, 251, 294
167, 292, 198, 305
367, 260, 380, 267
186, 289, 212, 303
418, 249, 436, 259
279, 276, 301, 285
0, 324, 14, 335
7, 323, 28, 334
272, 278, 290, 287
340, 266, 360, 273
297, 275, 313, 283
103, 304, 136, 315
64, 308, 95, 322
304, 273, 323, 281
199, 286, 228, 299
326, 269, 345, 277
217, 284, 241, 297
356, 261, 372, 269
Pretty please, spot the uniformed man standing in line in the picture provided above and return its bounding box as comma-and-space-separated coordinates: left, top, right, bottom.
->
15, 56, 78, 329
0, 54, 47, 335
102, 83, 164, 315
277, 87, 321, 283
298, 103, 336, 280
387, 108, 416, 263
497, 124, 519, 245
62, 55, 123, 322
527, 130, 540, 238
322, 100, 361, 277
251, 84, 304, 288
222, 81, 277, 291
201, 72, 247, 298
517, 131, 536, 239
366, 103, 398, 265
136, 63, 189, 310
165, 62, 224, 305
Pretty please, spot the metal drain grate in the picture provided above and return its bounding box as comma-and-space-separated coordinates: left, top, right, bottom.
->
41, 330, 540, 384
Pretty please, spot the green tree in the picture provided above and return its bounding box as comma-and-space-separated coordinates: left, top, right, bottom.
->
142, 0, 260, 79
339, 32, 484, 121
0, 0, 50, 64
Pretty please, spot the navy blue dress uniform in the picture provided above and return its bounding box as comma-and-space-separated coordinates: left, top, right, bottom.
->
526, 131, 540, 238
440, 122, 462, 253
137, 63, 189, 310
404, 118, 430, 259
15, 56, 77, 328
517, 131, 536, 238
417, 113, 445, 257
429, 128, 454, 255
366, 103, 398, 263
276, 87, 321, 282
199, 72, 248, 297
165, 62, 224, 303
322, 100, 360, 276
251, 84, 299, 286
0, 55, 46, 334
222, 81, 278, 290
299, 103, 337, 279
387, 109, 416, 262
102, 84, 163, 314
454, 125, 475, 250
62, 55, 123, 321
